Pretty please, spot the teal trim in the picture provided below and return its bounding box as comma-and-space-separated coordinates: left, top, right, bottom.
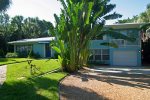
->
110, 47, 140, 51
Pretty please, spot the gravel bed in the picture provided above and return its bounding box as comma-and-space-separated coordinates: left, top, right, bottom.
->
60, 68, 150, 100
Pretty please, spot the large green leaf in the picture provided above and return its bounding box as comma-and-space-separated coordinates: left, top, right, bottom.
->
52, 46, 61, 54
103, 12, 122, 20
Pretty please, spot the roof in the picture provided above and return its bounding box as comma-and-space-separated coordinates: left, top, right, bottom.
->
105, 23, 145, 29
8, 37, 55, 44
8, 23, 147, 44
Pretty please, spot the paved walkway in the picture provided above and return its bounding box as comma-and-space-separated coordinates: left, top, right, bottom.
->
60, 67, 150, 100
0, 65, 7, 87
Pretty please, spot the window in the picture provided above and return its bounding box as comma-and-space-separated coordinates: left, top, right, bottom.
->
16, 45, 32, 53
89, 49, 109, 61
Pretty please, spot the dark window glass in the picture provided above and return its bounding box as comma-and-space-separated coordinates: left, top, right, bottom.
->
95, 55, 101, 60
102, 55, 109, 60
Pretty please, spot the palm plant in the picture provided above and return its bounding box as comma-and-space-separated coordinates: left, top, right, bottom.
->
49, 0, 133, 72
137, 3, 150, 23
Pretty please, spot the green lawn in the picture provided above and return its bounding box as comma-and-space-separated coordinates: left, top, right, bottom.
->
0, 58, 29, 65
0, 59, 67, 100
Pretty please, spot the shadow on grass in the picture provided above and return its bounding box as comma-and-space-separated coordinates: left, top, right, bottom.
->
0, 76, 59, 100
0, 58, 9, 62
0, 61, 28, 66
60, 84, 108, 100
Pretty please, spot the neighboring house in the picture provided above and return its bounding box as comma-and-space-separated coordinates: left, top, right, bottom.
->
8, 37, 55, 58
8, 23, 143, 66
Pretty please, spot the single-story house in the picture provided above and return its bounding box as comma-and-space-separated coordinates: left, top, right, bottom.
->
8, 23, 143, 66
8, 37, 55, 58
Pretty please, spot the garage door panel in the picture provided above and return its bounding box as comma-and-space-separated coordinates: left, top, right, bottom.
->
113, 50, 137, 66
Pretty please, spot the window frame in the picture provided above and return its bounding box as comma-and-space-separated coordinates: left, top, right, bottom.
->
89, 49, 110, 62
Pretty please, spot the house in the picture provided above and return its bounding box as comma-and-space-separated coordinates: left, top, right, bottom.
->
8, 23, 143, 66
8, 37, 55, 58
89, 23, 143, 66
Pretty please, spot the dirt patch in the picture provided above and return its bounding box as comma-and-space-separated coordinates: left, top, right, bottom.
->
60, 69, 150, 100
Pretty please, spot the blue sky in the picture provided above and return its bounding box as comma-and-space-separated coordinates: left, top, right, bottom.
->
7, 0, 150, 24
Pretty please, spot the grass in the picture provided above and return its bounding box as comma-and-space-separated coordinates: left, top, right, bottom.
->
0, 59, 67, 100
0, 58, 29, 65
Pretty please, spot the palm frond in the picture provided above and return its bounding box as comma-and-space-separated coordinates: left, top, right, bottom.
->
140, 23, 150, 32
97, 29, 136, 42
101, 42, 118, 48
103, 12, 122, 20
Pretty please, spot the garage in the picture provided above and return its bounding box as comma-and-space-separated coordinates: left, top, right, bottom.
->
113, 50, 137, 66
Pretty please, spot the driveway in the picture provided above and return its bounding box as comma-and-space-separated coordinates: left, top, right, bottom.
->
60, 66, 150, 100
0, 65, 7, 87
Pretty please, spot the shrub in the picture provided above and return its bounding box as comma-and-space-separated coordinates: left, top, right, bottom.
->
18, 51, 28, 58
0, 49, 5, 58
28, 50, 41, 58
53, 52, 59, 59
5, 52, 18, 58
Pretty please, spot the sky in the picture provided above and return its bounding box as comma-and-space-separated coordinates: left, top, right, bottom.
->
6, 0, 150, 25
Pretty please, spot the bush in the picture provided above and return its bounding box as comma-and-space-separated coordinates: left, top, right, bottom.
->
28, 50, 41, 58
0, 49, 5, 58
5, 52, 18, 58
53, 53, 59, 59
18, 51, 28, 58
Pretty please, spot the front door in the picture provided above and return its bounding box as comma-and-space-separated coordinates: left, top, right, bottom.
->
45, 44, 51, 58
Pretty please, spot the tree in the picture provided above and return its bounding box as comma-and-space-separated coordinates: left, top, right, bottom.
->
0, 13, 52, 55
117, 3, 150, 23
0, 13, 10, 54
23, 17, 50, 38
117, 16, 138, 23
49, 0, 132, 72
0, 0, 11, 12
137, 3, 150, 23
10, 16, 25, 40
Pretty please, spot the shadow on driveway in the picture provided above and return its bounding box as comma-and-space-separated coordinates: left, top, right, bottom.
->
60, 66, 150, 100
